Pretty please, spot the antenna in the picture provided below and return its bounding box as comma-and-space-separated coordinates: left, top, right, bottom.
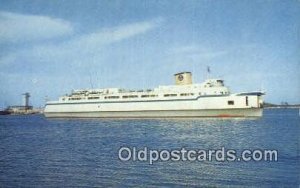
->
89, 71, 94, 89
206, 66, 211, 79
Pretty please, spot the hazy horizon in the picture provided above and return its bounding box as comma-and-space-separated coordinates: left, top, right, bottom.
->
0, 0, 299, 107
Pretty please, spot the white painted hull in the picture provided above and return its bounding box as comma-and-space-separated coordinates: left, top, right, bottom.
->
44, 94, 264, 118
44, 108, 263, 118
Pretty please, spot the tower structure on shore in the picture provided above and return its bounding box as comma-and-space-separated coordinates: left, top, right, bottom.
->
22, 92, 30, 108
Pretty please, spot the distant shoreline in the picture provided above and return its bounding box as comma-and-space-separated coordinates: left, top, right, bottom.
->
263, 102, 300, 109
264, 106, 300, 109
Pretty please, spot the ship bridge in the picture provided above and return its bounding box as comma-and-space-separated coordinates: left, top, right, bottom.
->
202, 79, 225, 87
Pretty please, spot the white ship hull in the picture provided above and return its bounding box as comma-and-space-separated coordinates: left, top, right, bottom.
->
44, 108, 263, 118
44, 72, 265, 118
44, 95, 264, 118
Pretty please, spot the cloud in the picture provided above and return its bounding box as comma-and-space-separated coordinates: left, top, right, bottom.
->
8, 17, 163, 60
72, 17, 164, 49
0, 11, 73, 43
0, 17, 164, 69
34, 17, 164, 58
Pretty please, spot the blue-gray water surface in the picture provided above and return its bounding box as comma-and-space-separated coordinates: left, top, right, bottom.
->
0, 109, 299, 187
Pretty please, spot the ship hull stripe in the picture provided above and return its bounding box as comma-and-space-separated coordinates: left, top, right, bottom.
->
44, 108, 263, 118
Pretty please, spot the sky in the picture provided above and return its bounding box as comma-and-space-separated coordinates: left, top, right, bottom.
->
0, 0, 299, 107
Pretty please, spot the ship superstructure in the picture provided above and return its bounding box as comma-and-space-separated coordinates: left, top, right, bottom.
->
44, 72, 264, 118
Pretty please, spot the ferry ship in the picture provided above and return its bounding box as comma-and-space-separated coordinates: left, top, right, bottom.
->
44, 72, 264, 118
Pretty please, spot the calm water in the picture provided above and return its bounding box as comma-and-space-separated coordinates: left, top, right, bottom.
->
0, 109, 299, 187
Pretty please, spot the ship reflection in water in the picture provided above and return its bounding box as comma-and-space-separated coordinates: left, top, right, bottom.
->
0, 109, 299, 187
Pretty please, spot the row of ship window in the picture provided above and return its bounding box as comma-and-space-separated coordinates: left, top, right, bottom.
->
66, 93, 197, 100
66, 92, 229, 101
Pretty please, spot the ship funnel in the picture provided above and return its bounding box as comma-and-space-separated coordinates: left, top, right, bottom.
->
174, 72, 192, 85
